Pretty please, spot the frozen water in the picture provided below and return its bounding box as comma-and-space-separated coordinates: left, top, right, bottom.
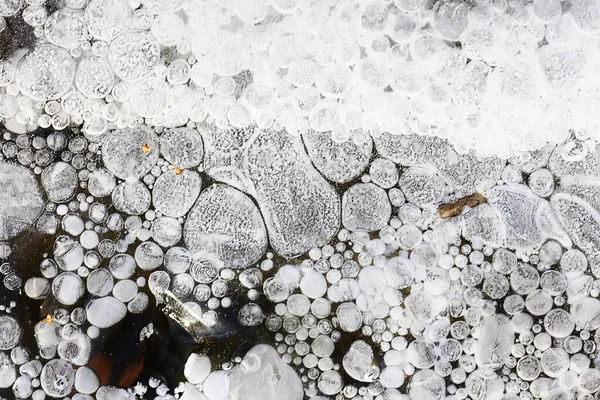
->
86, 296, 127, 329
74, 366, 99, 395
342, 340, 375, 382
184, 353, 211, 385
75, 57, 115, 99
0, 162, 44, 240
52, 272, 84, 306
487, 185, 569, 250
398, 167, 445, 207
152, 170, 201, 218
229, 344, 303, 400
0, 316, 21, 350
302, 129, 372, 184
41, 162, 77, 203
184, 184, 267, 268
160, 128, 204, 169
108, 31, 159, 82
44, 8, 87, 49
17, 44, 76, 101
40, 359, 74, 398
102, 127, 159, 180
342, 183, 391, 232
112, 181, 151, 216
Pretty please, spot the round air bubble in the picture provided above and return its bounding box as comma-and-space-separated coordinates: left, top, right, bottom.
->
148, 271, 170, 296
398, 167, 445, 206
189, 257, 220, 284
40, 359, 74, 398
112, 280, 138, 303
528, 168, 554, 197
525, 290, 553, 316
0, 0, 23, 17
510, 264, 540, 295
151, 217, 182, 248
170, 273, 194, 298
17, 44, 76, 101
135, 242, 163, 271
311, 298, 331, 319
74, 367, 99, 395
238, 303, 264, 326
102, 127, 158, 180
152, 170, 201, 218
128, 292, 149, 314
336, 302, 362, 332
112, 181, 151, 216
312, 334, 334, 357
86, 296, 126, 328
544, 309, 574, 338
54, 237, 84, 271
108, 254, 135, 279
560, 249, 587, 274
384, 257, 415, 289
108, 31, 159, 82
539, 240, 563, 265
160, 128, 204, 169
85, 0, 130, 41
0, 316, 22, 350
24, 277, 50, 300
86, 268, 113, 297
380, 366, 404, 388
61, 214, 84, 236
184, 353, 211, 385
316, 64, 352, 99
41, 162, 77, 203
540, 348, 569, 378
395, 225, 423, 250
44, 8, 87, 49
342, 183, 391, 232
12, 375, 32, 398
164, 247, 192, 274
369, 158, 398, 189
210, 34, 247, 76
318, 370, 343, 396
87, 169, 116, 198
75, 57, 115, 99
299, 270, 327, 299
52, 272, 84, 306
79, 230, 99, 250
540, 270, 566, 295
579, 368, 600, 393
358, 266, 386, 295
516, 355, 541, 381
287, 294, 311, 317
493, 248, 518, 274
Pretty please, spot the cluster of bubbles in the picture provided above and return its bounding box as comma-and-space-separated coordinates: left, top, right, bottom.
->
3, 0, 600, 156
3, 0, 600, 399
1, 119, 600, 400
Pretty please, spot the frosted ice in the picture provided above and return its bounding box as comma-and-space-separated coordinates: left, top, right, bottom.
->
0, 162, 44, 240
86, 296, 127, 329
184, 184, 267, 268
228, 344, 303, 400
342, 183, 391, 232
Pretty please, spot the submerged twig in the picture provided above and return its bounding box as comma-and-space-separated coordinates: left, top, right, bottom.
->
438, 191, 487, 219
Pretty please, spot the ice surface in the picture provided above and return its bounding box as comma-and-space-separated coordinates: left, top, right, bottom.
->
184, 184, 267, 268
228, 344, 303, 400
